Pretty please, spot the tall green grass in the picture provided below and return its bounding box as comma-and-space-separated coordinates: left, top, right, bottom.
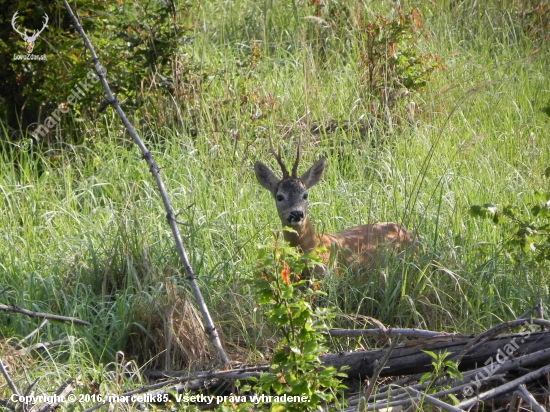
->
1, 0, 549, 406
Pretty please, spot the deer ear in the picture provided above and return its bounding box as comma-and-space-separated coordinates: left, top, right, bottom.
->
300, 158, 326, 189
254, 162, 280, 193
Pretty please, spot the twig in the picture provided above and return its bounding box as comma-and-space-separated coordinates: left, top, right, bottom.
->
328, 328, 453, 339
363, 346, 550, 405
144, 364, 269, 380
33, 376, 79, 412
0, 358, 20, 409
82, 367, 266, 411
518, 300, 545, 322
367, 374, 506, 405
513, 384, 546, 412
536, 298, 544, 319
0, 399, 16, 411
401, 387, 464, 412
537, 298, 546, 330
23, 378, 39, 399
61, 0, 230, 366
508, 392, 521, 412
21, 339, 70, 354
456, 363, 550, 408
21, 319, 48, 342
453, 318, 550, 365
354, 384, 467, 412
0, 304, 90, 326
358, 334, 400, 411
518, 304, 538, 319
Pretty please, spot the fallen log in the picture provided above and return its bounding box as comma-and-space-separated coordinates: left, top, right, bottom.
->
322, 329, 550, 379
104, 323, 550, 411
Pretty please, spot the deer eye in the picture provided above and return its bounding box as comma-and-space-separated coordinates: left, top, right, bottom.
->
303, 193, 308, 200
276, 194, 285, 202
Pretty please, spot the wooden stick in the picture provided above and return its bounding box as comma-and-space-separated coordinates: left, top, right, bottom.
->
514, 384, 546, 412
35, 376, 79, 412
22, 339, 70, 354
359, 334, 400, 410
22, 319, 48, 342
61, 0, 230, 366
0, 358, 20, 409
328, 328, 452, 339
456, 363, 550, 408
454, 318, 550, 365
401, 387, 464, 412
0, 304, 90, 326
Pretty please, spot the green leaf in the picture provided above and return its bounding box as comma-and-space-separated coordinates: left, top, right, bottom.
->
302, 339, 318, 354
270, 403, 286, 412
272, 381, 283, 394
272, 350, 289, 364
280, 284, 294, 299
289, 345, 301, 355
290, 380, 309, 394
447, 393, 460, 405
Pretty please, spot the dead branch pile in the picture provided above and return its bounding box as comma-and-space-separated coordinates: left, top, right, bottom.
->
2, 319, 549, 411
134, 318, 550, 411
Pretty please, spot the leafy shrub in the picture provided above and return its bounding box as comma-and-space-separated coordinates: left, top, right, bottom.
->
470, 168, 550, 266
519, 1, 550, 45
419, 350, 462, 406
0, 0, 190, 143
235, 234, 346, 411
359, 8, 444, 106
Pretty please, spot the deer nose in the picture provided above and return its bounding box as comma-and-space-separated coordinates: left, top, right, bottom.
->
288, 211, 304, 224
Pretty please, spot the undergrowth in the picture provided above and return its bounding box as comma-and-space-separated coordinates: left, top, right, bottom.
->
1, 0, 549, 409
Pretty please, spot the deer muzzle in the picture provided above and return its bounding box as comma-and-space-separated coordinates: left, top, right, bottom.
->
287, 210, 304, 225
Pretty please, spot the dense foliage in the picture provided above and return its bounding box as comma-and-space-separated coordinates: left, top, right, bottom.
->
0, 0, 549, 410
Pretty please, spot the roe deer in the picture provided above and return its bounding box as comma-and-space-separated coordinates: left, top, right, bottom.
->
254, 139, 414, 274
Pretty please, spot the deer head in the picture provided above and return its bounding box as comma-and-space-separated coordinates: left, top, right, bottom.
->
255, 136, 415, 273
254, 137, 326, 230
12, 12, 49, 54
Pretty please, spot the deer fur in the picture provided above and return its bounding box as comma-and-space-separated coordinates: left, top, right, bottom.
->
254, 147, 414, 274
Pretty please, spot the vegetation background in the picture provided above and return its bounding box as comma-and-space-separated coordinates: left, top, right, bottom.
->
0, 0, 549, 408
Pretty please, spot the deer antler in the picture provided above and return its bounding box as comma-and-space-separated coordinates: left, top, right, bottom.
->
11, 12, 27, 39
267, 134, 290, 178
291, 135, 302, 178
31, 13, 49, 41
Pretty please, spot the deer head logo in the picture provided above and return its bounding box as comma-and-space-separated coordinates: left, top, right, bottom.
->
11, 11, 49, 54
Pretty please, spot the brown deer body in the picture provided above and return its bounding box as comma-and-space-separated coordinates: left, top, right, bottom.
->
254, 147, 414, 274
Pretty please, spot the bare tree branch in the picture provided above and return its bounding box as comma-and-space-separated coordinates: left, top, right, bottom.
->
33, 376, 79, 412
0, 304, 90, 326
358, 334, 400, 411
513, 384, 546, 412
453, 318, 550, 365
61, 0, 230, 366
328, 328, 452, 339
0, 399, 15, 411
0, 358, 20, 409
456, 363, 550, 408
